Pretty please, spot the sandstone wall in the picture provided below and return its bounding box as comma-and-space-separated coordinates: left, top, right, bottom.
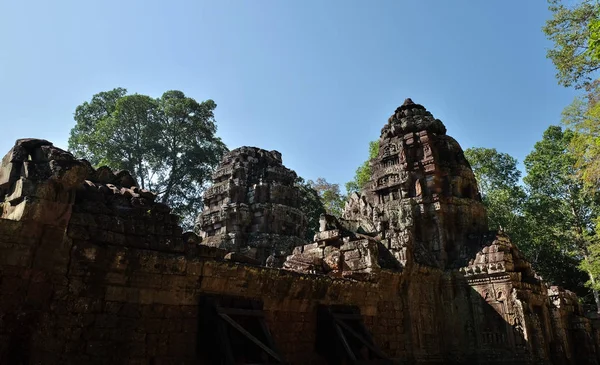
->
1, 134, 600, 365
0, 208, 543, 365
0, 210, 434, 364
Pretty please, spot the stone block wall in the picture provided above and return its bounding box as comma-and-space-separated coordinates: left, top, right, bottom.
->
196, 147, 307, 266
2, 110, 600, 365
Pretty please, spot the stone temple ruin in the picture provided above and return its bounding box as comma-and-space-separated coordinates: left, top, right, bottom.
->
196, 146, 307, 267
1, 99, 600, 364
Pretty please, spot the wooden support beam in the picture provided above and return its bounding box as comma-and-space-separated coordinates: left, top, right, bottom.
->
333, 320, 357, 362
216, 311, 236, 365
252, 301, 284, 363
334, 318, 390, 360
218, 312, 282, 363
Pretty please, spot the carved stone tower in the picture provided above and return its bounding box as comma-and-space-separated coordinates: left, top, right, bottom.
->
196, 146, 307, 266
343, 98, 488, 269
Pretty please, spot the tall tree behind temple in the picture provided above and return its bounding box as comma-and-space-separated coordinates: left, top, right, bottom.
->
562, 80, 600, 190
296, 177, 327, 241
465, 146, 590, 299
464, 147, 526, 236
562, 80, 600, 304
308, 178, 346, 217
345, 140, 379, 194
68, 88, 228, 229
543, 0, 600, 89
524, 126, 599, 311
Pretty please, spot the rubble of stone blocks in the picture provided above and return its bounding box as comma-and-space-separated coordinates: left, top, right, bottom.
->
196, 146, 307, 266
458, 232, 539, 280
283, 214, 380, 277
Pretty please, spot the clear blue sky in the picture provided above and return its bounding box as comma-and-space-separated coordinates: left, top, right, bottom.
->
0, 0, 581, 190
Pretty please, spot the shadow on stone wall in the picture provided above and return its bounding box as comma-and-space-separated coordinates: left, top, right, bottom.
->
2, 131, 600, 364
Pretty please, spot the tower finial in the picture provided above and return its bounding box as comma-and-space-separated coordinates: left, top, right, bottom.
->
403, 98, 414, 106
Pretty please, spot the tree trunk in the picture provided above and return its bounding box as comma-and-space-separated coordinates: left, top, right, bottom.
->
138, 162, 145, 190
589, 274, 600, 314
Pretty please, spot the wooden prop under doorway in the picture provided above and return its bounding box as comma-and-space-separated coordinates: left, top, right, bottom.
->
316, 305, 393, 365
199, 295, 284, 365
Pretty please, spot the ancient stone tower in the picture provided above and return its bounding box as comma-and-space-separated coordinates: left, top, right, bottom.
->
196, 146, 307, 266
1, 101, 599, 365
343, 98, 488, 269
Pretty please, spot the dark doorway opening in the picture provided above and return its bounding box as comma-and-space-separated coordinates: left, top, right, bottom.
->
316, 305, 393, 365
198, 294, 284, 365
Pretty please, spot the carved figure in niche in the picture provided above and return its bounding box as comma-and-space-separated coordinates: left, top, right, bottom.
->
423, 144, 432, 158
360, 195, 371, 219
496, 290, 504, 301
382, 143, 398, 158
376, 220, 384, 233
482, 289, 491, 301
383, 144, 391, 157
398, 203, 413, 228
415, 179, 422, 197
400, 148, 406, 163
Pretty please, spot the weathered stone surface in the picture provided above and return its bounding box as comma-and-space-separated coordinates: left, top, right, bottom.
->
196, 146, 307, 266
1, 101, 600, 365
339, 99, 488, 270
284, 213, 382, 276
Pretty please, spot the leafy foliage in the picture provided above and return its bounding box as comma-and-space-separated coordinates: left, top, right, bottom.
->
464, 147, 521, 196
464, 147, 526, 237
68, 88, 228, 229
523, 126, 599, 308
542, 0, 600, 89
345, 140, 379, 194
307, 178, 346, 217
562, 80, 600, 190
560, 81, 600, 307
589, 18, 600, 62
464, 142, 592, 300
296, 177, 327, 241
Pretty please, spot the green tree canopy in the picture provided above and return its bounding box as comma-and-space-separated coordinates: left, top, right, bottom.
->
562, 79, 600, 190
543, 0, 600, 89
345, 140, 379, 194
523, 126, 599, 310
68, 88, 228, 229
464, 147, 521, 196
464, 147, 526, 237
308, 177, 346, 217
589, 18, 600, 62
296, 177, 327, 241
